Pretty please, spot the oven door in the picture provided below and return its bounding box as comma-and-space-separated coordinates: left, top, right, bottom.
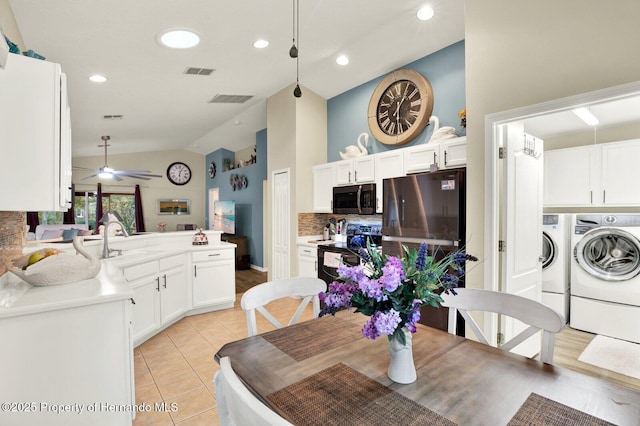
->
317, 246, 360, 285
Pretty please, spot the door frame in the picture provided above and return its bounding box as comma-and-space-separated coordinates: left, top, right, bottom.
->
484, 80, 640, 340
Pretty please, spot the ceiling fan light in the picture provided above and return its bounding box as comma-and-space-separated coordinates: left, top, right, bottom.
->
98, 170, 114, 179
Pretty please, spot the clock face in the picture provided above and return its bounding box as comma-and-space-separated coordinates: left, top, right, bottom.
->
367, 69, 434, 146
208, 161, 216, 179
167, 162, 191, 185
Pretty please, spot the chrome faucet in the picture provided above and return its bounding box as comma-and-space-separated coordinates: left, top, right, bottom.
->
100, 211, 130, 259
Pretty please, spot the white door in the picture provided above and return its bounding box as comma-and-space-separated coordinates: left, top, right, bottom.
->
272, 169, 291, 280
500, 123, 544, 358
208, 188, 219, 229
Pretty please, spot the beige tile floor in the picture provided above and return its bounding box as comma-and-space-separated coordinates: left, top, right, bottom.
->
132, 295, 316, 425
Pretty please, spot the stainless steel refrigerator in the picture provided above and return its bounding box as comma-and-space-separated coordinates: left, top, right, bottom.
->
382, 168, 466, 334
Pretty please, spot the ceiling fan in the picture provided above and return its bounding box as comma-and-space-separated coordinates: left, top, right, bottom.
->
76, 136, 162, 181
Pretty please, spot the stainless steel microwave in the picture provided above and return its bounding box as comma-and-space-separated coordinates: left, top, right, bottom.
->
332, 183, 376, 215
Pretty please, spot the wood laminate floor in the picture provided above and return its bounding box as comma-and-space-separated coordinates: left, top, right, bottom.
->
131, 269, 639, 425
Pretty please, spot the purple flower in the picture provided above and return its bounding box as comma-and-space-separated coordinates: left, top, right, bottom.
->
358, 277, 387, 302
337, 263, 366, 282
405, 301, 422, 333
320, 281, 357, 309
380, 256, 405, 292
361, 318, 381, 340
374, 310, 402, 335
416, 242, 428, 271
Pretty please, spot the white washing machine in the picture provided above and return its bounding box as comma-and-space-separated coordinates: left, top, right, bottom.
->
571, 214, 640, 343
541, 214, 571, 322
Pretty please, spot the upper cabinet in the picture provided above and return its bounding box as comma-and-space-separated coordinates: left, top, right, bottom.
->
312, 163, 335, 213
544, 139, 640, 207
374, 150, 404, 213
334, 156, 375, 185
0, 54, 72, 211
404, 136, 467, 174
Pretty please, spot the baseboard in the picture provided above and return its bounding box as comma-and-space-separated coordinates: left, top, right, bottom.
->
250, 264, 267, 273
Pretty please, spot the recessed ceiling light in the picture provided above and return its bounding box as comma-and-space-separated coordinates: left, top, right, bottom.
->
158, 29, 200, 49
253, 39, 269, 49
89, 74, 107, 83
336, 55, 349, 66
416, 6, 435, 21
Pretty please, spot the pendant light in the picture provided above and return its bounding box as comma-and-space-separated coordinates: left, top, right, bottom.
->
291, 0, 302, 97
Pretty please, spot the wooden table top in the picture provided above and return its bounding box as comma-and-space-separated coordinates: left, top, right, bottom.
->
215, 311, 640, 425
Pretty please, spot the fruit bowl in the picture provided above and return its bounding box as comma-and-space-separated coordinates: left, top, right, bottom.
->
9, 238, 101, 286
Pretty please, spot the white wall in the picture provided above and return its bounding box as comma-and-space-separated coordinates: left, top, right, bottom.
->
464, 0, 640, 290
0, 0, 25, 51
73, 149, 205, 232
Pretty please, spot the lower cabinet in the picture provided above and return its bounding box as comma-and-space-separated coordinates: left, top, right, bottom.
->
125, 254, 188, 345
298, 245, 318, 277
192, 248, 236, 309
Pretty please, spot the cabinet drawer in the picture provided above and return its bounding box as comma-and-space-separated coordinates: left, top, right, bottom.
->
192, 249, 234, 262
160, 254, 185, 271
298, 245, 317, 258
123, 261, 158, 282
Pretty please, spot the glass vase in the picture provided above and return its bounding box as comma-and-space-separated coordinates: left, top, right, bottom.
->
387, 328, 417, 384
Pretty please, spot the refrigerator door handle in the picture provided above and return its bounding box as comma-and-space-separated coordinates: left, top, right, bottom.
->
357, 185, 362, 214
382, 235, 460, 247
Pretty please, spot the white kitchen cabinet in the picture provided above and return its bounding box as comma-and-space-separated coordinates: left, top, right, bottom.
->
0, 53, 72, 211
335, 157, 375, 185
312, 163, 335, 212
0, 298, 134, 426
544, 139, 640, 207
404, 136, 467, 174
297, 244, 318, 277
374, 150, 405, 213
124, 254, 188, 345
192, 248, 236, 309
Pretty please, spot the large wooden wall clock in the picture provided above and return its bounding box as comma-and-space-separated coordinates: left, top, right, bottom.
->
367, 69, 434, 146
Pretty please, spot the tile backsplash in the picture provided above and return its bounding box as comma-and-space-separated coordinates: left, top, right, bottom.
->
298, 213, 382, 236
0, 211, 25, 276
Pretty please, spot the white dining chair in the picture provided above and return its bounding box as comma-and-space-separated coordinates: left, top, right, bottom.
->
214, 356, 293, 426
241, 276, 326, 337
440, 288, 565, 364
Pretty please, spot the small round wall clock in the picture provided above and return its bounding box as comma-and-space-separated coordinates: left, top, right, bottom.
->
208, 161, 216, 179
367, 69, 434, 146
167, 161, 192, 185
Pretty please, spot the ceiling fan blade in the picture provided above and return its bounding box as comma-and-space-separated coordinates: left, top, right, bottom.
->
112, 169, 154, 174
73, 165, 95, 171
121, 175, 152, 180
81, 173, 98, 180
112, 174, 123, 182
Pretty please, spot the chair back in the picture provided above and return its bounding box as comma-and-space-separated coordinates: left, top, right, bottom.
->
214, 357, 293, 426
440, 288, 565, 363
241, 277, 326, 337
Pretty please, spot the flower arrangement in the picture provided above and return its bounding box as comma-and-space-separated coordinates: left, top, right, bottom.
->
319, 241, 477, 345
458, 108, 467, 128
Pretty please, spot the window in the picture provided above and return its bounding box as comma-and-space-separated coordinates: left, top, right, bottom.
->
75, 191, 137, 234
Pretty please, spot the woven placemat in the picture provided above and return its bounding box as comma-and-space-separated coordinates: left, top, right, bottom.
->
507, 393, 615, 426
262, 316, 356, 361
266, 362, 455, 426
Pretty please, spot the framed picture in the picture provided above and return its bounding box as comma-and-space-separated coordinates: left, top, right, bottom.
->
157, 199, 190, 215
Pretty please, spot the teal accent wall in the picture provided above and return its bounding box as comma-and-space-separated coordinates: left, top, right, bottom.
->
327, 40, 465, 162
205, 128, 267, 267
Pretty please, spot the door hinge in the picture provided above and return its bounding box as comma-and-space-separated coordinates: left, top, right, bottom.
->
497, 332, 505, 345
498, 240, 506, 252
498, 147, 506, 159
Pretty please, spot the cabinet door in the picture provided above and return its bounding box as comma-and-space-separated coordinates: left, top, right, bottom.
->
0, 54, 64, 211
335, 160, 355, 185
601, 139, 640, 205
374, 150, 404, 213
312, 163, 335, 213
192, 251, 235, 308
297, 246, 318, 277
543, 145, 600, 206
353, 156, 375, 183
440, 137, 467, 169
404, 143, 439, 174
131, 277, 161, 343
160, 266, 188, 325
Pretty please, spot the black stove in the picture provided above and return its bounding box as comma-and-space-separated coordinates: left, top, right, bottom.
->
317, 222, 382, 285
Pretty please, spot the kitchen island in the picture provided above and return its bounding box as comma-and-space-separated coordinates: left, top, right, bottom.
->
0, 230, 236, 426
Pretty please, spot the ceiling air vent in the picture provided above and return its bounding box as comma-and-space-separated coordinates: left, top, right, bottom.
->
102, 115, 123, 120
184, 67, 215, 76
208, 94, 254, 104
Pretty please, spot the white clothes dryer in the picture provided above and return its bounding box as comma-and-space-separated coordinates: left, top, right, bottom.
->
541, 214, 571, 322
571, 214, 640, 343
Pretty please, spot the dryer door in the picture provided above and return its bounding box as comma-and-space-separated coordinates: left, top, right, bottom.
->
542, 231, 556, 270
574, 227, 640, 281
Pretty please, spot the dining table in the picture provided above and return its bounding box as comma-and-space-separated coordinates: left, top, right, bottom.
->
215, 310, 640, 425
